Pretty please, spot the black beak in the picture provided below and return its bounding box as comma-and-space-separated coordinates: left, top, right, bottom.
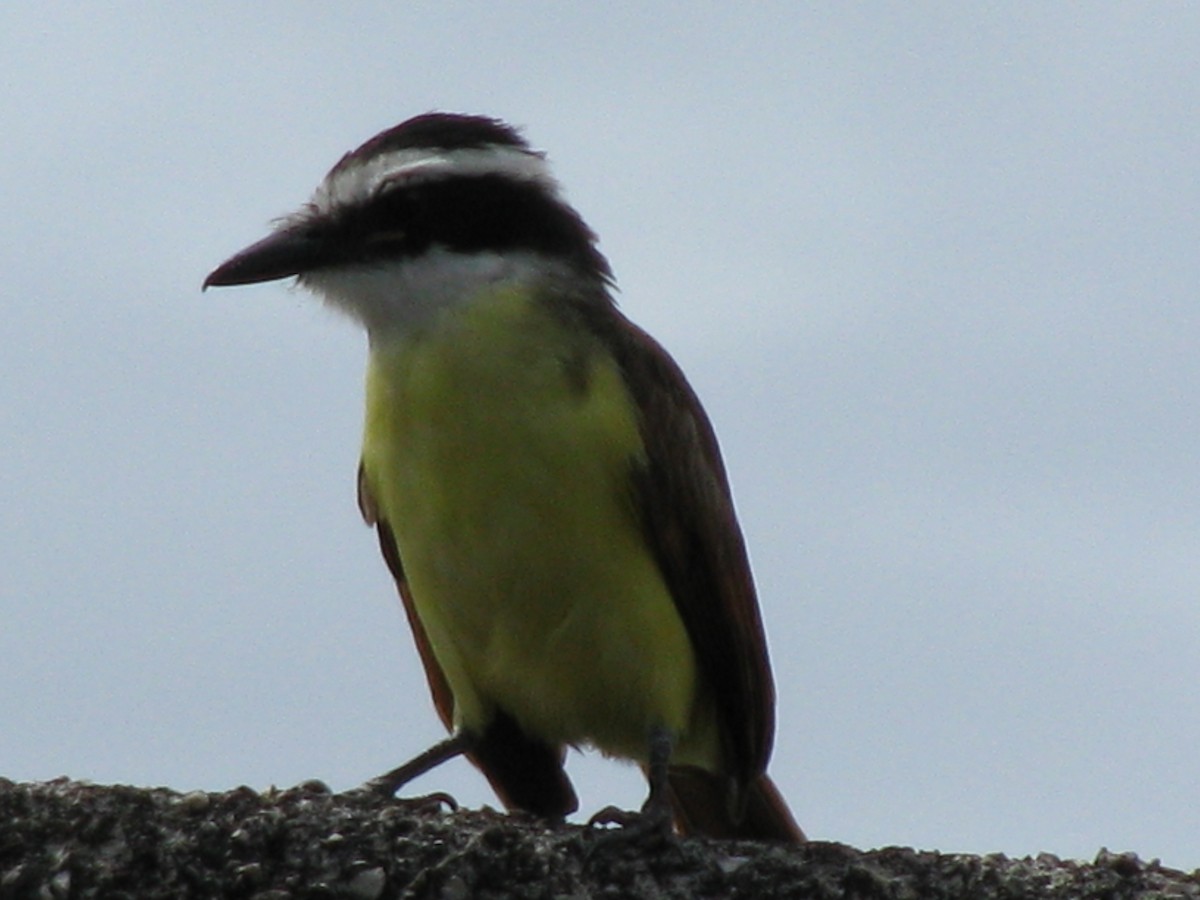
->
203, 226, 331, 290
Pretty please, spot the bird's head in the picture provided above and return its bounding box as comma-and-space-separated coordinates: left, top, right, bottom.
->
204, 113, 612, 333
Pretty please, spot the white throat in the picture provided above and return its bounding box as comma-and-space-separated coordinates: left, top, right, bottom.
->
301, 247, 570, 341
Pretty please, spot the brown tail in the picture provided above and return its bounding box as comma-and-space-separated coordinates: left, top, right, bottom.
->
666, 767, 805, 843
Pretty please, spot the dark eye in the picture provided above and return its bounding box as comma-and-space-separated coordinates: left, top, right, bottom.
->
357, 187, 415, 231
365, 229, 407, 248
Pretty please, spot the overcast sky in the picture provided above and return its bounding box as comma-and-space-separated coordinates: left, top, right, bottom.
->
2, 4, 1197, 870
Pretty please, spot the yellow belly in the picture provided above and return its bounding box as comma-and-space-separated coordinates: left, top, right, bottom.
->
360, 287, 703, 763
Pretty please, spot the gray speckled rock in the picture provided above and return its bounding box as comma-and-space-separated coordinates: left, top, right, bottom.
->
1, 778, 1197, 899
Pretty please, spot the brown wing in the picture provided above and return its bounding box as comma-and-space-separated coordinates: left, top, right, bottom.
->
356, 463, 578, 817
604, 319, 778, 791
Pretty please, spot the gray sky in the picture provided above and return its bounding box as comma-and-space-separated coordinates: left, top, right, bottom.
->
2, 4, 1197, 869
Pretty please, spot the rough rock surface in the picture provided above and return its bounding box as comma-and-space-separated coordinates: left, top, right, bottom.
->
2, 778, 1196, 899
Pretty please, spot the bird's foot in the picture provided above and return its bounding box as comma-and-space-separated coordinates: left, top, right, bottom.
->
397, 790, 459, 813
344, 779, 459, 812
585, 800, 674, 849
347, 733, 474, 800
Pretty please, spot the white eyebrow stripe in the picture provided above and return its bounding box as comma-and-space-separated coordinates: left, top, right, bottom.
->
312, 145, 558, 213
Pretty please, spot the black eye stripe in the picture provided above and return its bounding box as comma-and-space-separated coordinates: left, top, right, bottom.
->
336, 174, 611, 282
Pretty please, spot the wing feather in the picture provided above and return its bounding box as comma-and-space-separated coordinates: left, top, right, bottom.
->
604, 318, 777, 789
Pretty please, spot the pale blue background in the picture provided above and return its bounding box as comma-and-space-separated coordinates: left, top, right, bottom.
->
2, 5, 1197, 869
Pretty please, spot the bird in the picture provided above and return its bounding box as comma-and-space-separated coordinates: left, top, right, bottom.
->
204, 112, 803, 843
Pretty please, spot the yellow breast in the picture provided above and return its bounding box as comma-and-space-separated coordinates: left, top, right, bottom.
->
359, 286, 709, 764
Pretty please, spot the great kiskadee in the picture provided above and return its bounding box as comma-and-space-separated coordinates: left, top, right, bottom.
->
204, 113, 803, 843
